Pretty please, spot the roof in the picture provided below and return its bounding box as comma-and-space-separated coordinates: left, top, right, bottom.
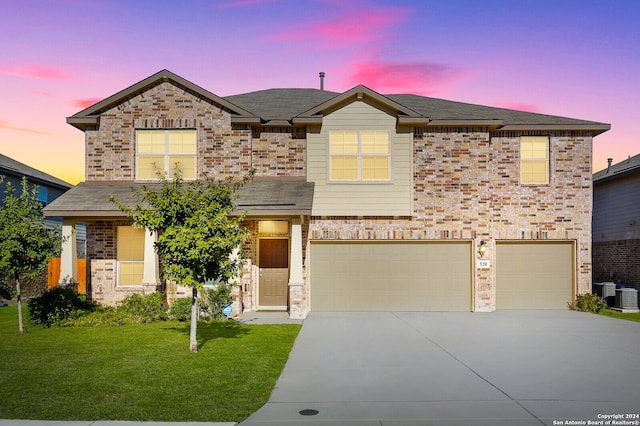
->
68, 69, 610, 134
0, 153, 72, 189
593, 153, 640, 183
43, 180, 314, 218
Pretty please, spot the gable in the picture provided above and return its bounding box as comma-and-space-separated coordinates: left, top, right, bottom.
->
67, 69, 258, 131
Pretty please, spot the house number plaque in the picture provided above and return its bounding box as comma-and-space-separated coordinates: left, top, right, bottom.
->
477, 259, 491, 269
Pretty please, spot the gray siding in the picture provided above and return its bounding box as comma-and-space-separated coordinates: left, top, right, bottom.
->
593, 173, 640, 242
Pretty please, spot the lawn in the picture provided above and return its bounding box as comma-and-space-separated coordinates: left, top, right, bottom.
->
0, 305, 301, 422
598, 309, 640, 322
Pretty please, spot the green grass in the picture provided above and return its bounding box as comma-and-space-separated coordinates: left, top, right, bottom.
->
598, 309, 640, 322
0, 305, 301, 422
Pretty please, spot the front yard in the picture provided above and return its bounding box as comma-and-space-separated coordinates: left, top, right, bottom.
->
0, 305, 300, 422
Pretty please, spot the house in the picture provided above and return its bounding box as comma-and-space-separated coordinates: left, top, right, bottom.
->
592, 154, 640, 289
0, 153, 86, 296
43, 69, 610, 318
1, 153, 72, 226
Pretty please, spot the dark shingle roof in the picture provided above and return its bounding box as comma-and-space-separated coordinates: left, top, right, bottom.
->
224, 88, 339, 121
386, 94, 604, 127
223, 87, 609, 131
0, 153, 72, 189
43, 180, 314, 218
593, 153, 640, 183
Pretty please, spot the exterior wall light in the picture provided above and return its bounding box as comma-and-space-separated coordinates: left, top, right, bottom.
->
478, 240, 488, 257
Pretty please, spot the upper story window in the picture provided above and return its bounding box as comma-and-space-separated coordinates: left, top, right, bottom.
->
136, 129, 197, 180
520, 136, 549, 184
329, 130, 390, 181
36, 186, 48, 205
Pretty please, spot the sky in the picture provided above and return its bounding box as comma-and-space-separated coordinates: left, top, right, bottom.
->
0, 0, 638, 185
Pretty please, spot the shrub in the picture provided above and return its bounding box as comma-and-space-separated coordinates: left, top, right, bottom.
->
570, 293, 608, 313
200, 283, 233, 321
169, 297, 193, 321
28, 286, 100, 327
117, 292, 167, 322
0, 279, 14, 300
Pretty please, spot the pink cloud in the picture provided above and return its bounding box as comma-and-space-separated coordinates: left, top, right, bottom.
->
0, 64, 74, 81
0, 120, 50, 135
270, 6, 407, 48
72, 98, 102, 109
344, 60, 472, 95
490, 102, 540, 113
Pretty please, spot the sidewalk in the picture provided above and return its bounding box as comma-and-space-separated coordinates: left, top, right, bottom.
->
0, 422, 236, 426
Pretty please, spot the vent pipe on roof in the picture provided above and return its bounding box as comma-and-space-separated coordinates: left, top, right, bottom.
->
319, 72, 325, 91
607, 158, 613, 173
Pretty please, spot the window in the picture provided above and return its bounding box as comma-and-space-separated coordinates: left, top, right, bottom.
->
117, 226, 145, 286
36, 186, 48, 205
520, 136, 549, 184
329, 130, 390, 181
136, 129, 197, 179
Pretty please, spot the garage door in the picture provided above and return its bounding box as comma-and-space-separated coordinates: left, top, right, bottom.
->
496, 242, 574, 309
310, 241, 471, 311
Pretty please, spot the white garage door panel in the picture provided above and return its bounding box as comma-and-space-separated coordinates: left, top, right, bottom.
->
497, 242, 574, 309
310, 242, 471, 311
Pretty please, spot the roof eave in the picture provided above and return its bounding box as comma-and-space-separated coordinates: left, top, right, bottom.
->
498, 124, 611, 135
397, 117, 430, 125
292, 116, 323, 125
426, 119, 504, 128
43, 210, 128, 218
230, 116, 262, 125
66, 115, 100, 131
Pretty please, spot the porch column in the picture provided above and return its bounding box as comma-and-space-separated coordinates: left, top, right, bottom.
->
141, 229, 159, 293
59, 219, 77, 285
289, 218, 305, 319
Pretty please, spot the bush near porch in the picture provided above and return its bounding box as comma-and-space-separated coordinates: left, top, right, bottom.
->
0, 305, 301, 422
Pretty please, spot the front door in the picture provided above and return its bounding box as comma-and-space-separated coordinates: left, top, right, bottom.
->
259, 239, 289, 307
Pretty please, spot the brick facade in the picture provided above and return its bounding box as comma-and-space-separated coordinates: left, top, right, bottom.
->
593, 239, 640, 289
308, 130, 593, 311
73, 76, 597, 316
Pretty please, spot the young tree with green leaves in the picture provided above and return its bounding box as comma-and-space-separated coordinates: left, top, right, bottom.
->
0, 177, 63, 334
111, 171, 252, 352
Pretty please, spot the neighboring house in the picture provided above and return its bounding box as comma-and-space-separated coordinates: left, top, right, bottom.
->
43, 69, 610, 318
592, 154, 640, 289
0, 153, 72, 228
0, 153, 86, 297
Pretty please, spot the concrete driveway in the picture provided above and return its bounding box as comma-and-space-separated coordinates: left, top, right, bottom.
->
241, 311, 640, 426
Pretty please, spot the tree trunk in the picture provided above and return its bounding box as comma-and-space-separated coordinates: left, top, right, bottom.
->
189, 287, 198, 352
16, 276, 24, 334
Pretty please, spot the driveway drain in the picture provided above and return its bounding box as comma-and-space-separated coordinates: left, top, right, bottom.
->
299, 409, 319, 416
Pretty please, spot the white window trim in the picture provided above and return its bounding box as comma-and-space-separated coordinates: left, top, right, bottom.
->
136, 129, 197, 180
328, 130, 391, 182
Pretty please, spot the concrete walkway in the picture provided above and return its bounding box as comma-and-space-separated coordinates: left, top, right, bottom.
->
241, 311, 640, 425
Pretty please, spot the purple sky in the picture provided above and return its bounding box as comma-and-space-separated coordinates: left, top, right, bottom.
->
1, 0, 638, 184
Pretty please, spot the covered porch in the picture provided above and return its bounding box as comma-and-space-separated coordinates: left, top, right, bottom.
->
43, 179, 314, 319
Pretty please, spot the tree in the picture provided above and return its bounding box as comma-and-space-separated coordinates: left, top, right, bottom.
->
111, 171, 252, 352
0, 177, 63, 334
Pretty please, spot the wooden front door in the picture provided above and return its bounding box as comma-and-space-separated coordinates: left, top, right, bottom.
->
259, 239, 289, 307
